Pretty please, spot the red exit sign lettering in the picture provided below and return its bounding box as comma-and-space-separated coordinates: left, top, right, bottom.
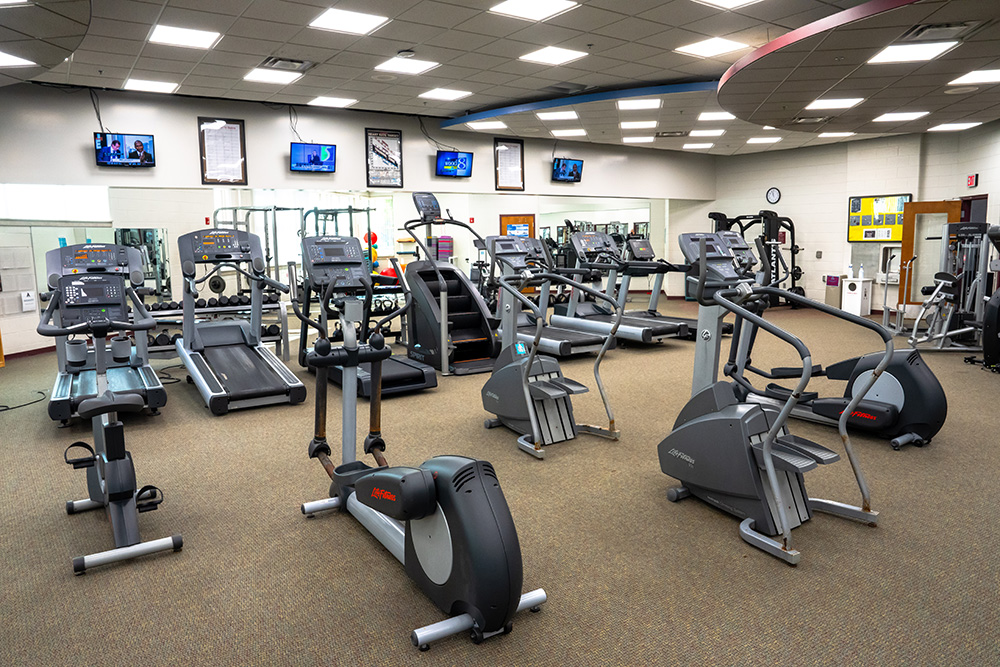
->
967, 174, 979, 188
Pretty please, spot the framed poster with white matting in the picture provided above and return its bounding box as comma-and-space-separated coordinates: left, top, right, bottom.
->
494, 138, 524, 191
198, 117, 248, 185
366, 128, 403, 188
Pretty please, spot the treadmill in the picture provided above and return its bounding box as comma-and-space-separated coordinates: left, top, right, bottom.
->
616, 237, 733, 341
551, 231, 688, 343
44, 243, 167, 423
298, 235, 437, 397
492, 237, 611, 357
176, 229, 306, 415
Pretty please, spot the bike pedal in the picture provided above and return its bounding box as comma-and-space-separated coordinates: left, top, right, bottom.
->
64, 442, 96, 469
136, 485, 164, 513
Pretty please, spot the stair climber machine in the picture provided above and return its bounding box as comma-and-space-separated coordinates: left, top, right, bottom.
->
552, 231, 688, 344
43, 244, 167, 424
404, 193, 500, 376
176, 229, 306, 415
287, 238, 546, 650
481, 236, 621, 459
296, 236, 436, 397
37, 262, 182, 573
616, 237, 734, 340
490, 235, 610, 357
658, 231, 887, 565
730, 237, 946, 450
966, 225, 1000, 372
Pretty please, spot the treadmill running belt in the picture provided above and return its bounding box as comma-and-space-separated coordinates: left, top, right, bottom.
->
71, 367, 147, 408
588, 314, 682, 335
378, 358, 426, 385
203, 345, 288, 400
517, 325, 605, 346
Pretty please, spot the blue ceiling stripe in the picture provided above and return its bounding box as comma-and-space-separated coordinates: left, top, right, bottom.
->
439, 80, 719, 129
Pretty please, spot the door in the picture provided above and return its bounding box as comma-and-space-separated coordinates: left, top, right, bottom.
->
500, 214, 534, 238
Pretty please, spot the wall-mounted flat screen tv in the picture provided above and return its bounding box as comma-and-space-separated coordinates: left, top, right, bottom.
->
94, 133, 155, 167
552, 157, 583, 183
435, 150, 474, 177
290, 142, 337, 173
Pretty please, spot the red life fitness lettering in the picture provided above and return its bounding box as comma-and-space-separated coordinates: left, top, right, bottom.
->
371, 487, 396, 501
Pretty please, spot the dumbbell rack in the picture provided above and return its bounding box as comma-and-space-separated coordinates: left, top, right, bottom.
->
145, 301, 291, 361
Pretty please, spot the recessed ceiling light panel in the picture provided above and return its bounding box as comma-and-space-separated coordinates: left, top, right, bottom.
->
519, 46, 588, 66
928, 122, 982, 132
489, 0, 578, 22
873, 111, 930, 122
622, 136, 655, 143
618, 99, 662, 110
675, 37, 748, 58
375, 57, 439, 75
468, 121, 507, 130
690, 0, 764, 8
819, 132, 856, 138
244, 68, 302, 84
309, 8, 389, 35
124, 78, 178, 94
551, 128, 586, 137
537, 111, 578, 120
309, 96, 358, 108
683, 143, 714, 149
0, 1, 31, 6
689, 129, 725, 137
949, 69, 1000, 85
806, 97, 864, 110
0, 49, 35, 67
620, 120, 657, 129
868, 41, 958, 64
698, 111, 735, 121
747, 137, 782, 144
149, 24, 221, 49
419, 88, 472, 101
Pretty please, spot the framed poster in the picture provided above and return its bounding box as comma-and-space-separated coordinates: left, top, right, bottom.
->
847, 193, 912, 242
366, 128, 403, 188
198, 117, 247, 185
500, 214, 534, 238
494, 138, 524, 191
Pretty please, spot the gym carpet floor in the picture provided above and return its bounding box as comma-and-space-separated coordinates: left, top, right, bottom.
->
1, 302, 996, 666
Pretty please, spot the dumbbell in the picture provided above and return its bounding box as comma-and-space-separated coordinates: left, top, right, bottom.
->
265, 324, 280, 336
239, 295, 251, 306
147, 334, 156, 346
219, 295, 230, 307
208, 297, 219, 307
168, 301, 180, 310
154, 332, 172, 347
171, 333, 182, 344
196, 298, 207, 308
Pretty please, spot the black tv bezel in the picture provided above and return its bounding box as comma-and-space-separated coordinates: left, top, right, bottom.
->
552, 156, 583, 183
290, 141, 338, 173
94, 132, 156, 168
435, 150, 474, 178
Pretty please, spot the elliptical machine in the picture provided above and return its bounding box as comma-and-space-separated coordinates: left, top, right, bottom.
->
288, 236, 545, 650
37, 246, 182, 573
658, 231, 885, 565
481, 235, 621, 459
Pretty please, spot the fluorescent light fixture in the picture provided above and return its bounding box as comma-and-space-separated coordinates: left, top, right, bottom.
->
762, 126, 776, 130
0, 50, 35, 67
698, 111, 735, 121
537, 110, 578, 120
747, 137, 782, 144
675, 37, 748, 58
620, 120, 657, 129
124, 78, 178, 94
551, 128, 586, 137
489, 0, 577, 22
375, 57, 439, 75
519, 46, 587, 66
691, 0, 764, 8
244, 68, 302, 84
467, 121, 507, 130
149, 24, 220, 49
309, 8, 389, 35
308, 96, 357, 108
618, 98, 662, 110
868, 41, 957, 64
949, 69, 1000, 85
419, 88, 472, 101
683, 143, 714, 149
819, 132, 856, 138
873, 111, 929, 122
928, 122, 982, 132
0, 1, 31, 6
622, 136, 655, 143
690, 129, 725, 137
806, 97, 864, 110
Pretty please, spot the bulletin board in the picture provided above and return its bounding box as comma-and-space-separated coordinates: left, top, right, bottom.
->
847, 193, 912, 242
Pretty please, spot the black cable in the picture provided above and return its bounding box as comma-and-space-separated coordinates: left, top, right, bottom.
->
552, 139, 558, 160
0, 390, 47, 412
289, 105, 304, 142
89, 89, 107, 133
416, 116, 457, 151
156, 363, 186, 385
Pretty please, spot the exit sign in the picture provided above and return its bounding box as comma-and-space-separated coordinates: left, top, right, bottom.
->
968, 174, 979, 188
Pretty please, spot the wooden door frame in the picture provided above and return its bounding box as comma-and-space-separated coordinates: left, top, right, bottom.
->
900, 200, 961, 305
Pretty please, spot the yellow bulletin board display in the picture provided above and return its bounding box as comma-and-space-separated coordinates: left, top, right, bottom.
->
847, 193, 912, 242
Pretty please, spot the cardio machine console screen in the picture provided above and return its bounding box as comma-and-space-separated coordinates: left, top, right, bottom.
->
627, 239, 655, 260
303, 237, 368, 289
412, 192, 441, 221
191, 231, 252, 263
58, 275, 127, 324
573, 231, 615, 256
66, 247, 122, 268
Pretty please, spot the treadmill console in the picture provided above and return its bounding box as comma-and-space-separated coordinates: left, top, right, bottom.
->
412, 192, 441, 221
678, 232, 743, 287
716, 230, 758, 270
522, 237, 546, 261
57, 274, 128, 325
571, 231, 618, 260
626, 238, 655, 260
301, 236, 369, 289
486, 235, 529, 271
46, 243, 142, 288
177, 230, 263, 278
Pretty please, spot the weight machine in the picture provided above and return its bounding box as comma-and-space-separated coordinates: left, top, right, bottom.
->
214, 206, 305, 287
710, 210, 804, 305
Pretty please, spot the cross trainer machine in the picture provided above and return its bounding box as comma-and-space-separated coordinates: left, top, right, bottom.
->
288, 235, 545, 649
658, 231, 884, 565
176, 229, 306, 415
481, 236, 620, 459
37, 253, 181, 573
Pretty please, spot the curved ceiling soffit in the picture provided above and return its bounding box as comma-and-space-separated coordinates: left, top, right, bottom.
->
0, 0, 91, 89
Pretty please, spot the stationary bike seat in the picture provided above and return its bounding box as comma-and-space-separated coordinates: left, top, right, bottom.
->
78, 390, 145, 420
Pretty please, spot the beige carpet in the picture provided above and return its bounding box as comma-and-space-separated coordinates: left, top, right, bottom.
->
0, 301, 997, 666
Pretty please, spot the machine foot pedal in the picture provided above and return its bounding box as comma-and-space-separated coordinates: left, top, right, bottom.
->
547, 377, 589, 395
774, 435, 840, 464
64, 442, 96, 469
136, 485, 164, 513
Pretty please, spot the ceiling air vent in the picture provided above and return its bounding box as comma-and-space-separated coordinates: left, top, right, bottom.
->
900, 22, 981, 42
656, 131, 688, 138
792, 116, 829, 125
258, 57, 314, 73
541, 82, 588, 96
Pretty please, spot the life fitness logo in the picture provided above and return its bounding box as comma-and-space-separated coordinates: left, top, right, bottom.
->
372, 487, 396, 501
843, 409, 877, 421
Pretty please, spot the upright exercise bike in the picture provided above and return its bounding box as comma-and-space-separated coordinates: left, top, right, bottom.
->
288, 236, 545, 649
37, 246, 182, 573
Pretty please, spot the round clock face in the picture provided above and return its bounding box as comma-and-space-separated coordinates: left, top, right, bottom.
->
766, 187, 781, 204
